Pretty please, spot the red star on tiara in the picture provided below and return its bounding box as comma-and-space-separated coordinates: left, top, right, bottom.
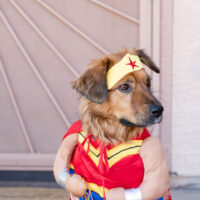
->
126, 57, 139, 70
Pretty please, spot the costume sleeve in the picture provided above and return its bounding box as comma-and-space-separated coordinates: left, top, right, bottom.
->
139, 137, 170, 200
62, 120, 82, 141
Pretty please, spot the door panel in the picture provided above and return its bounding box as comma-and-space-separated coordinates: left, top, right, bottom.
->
0, 0, 158, 170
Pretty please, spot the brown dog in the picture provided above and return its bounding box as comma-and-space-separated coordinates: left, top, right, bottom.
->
73, 48, 163, 145
54, 48, 170, 200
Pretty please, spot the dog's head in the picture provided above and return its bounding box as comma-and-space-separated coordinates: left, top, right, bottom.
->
73, 48, 163, 130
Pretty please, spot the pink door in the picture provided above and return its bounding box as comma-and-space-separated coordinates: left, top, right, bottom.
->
0, 0, 160, 170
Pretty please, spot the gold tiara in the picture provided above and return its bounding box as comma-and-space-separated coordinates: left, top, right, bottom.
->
107, 53, 144, 89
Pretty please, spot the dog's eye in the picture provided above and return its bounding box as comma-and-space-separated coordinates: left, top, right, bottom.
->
118, 84, 132, 93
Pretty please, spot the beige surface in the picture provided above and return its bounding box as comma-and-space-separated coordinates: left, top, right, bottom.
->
171, 0, 200, 176
0, 188, 69, 200
0, 188, 200, 200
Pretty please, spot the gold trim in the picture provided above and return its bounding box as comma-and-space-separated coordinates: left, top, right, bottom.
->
107, 54, 144, 89
78, 132, 142, 167
87, 182, 109, 198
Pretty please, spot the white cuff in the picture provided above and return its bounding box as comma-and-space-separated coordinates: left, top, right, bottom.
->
125, 187, 142, 200
57, 169, 70, 189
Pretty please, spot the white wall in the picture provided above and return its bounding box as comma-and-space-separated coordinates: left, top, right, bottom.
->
172, 0, 200, 176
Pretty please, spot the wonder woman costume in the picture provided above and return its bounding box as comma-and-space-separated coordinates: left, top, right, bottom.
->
62, 120, 166, 200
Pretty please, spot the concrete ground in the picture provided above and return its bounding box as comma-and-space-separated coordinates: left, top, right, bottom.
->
171, 188, 200, 200
0, 187, 199, 200
0, 188, 68, 200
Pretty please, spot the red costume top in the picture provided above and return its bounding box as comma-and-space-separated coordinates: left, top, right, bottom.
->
63, 120, 153, 199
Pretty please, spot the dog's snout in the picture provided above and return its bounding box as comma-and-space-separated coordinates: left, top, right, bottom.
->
150, 104, 164, 118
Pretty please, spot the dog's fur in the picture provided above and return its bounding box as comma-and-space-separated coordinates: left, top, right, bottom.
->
73, 48, 162, 145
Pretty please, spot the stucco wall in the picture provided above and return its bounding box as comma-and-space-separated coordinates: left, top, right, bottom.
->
172, 0, 200, 176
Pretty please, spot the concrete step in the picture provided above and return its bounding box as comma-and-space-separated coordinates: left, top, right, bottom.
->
0, 187, 200, 200
0, 188, 69, 200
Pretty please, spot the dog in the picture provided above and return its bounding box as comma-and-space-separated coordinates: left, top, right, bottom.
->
54, 48, 171, 200
73, 48, 163, 144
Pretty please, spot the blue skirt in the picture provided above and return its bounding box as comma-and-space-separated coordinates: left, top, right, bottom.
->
78, 190, 163, 200
70, 169, 163, 200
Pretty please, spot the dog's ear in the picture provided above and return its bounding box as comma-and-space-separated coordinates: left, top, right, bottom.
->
136, 49, 160, 73
73, 58, 110, 104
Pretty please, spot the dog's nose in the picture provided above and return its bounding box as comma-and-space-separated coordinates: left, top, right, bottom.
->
150, 104, 164, 118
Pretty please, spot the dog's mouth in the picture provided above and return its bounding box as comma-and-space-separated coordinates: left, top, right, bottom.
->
120, 118, 146, 127
151, 115, 163, 124
120, 115, 163, 127
120, 119, 136, 127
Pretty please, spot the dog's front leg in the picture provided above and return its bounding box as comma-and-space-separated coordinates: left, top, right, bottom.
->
139, 137, 170, 200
